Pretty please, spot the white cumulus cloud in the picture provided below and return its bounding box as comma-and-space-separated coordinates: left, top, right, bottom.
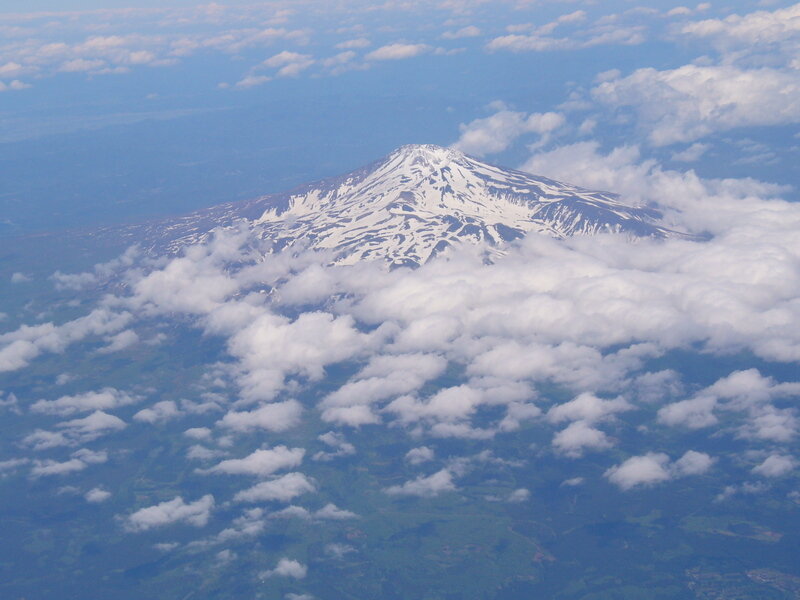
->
125, 494, 215, 532
262, 557, 307, 579
199, 446, 305, 477
366, 43, 430, 61
233, 472, 316, 503
384, 469, 456, 497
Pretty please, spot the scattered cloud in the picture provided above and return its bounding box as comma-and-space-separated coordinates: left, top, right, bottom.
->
315, 503, 358, 520
562, 477, 584, 487
366, 43, 430, 61
262, 50, 314, 77
405, 446, 434, 465
659, 370, 800, 442
453, 108, 565, 156
125, 494, 215, 532
0, 458, 29, 475
187, 444, 227, 461
547, 393, 632, 424
321, 50, 357, 72
133, 400, 183, 424
324, 543, 355, 559
673, 450, 716, 476
507, 488, 530, 502
320, 353, 447, 426
0, 308, 131, 373
30, 448, 107, 478
31, 387, 138, 416
199, 446, 304, 477
262, 557, 307, 579
24, 411, 126, 450
97, 329, 139, 354
0, 79, 32, 91
312, 431, 355, 462
385, 468, 456, 497
552, 420, 614, 457
605, 450, 714, 490
487, 11, 644, 53
233, 472, 316, 503
442, 26, 481, 39
604, 452, 674, 490
85, 487, 112, 503
678, 4, 800, 64
335, 37, 370, 49
217, 400, 303, 433
671, 142, 710, 162
592, 64, 800, 146
233, 74, 271, 89
752, 453, 795, 477
0, 14, 313, 88
658, 396, 718, 429
184, 426, 212, 440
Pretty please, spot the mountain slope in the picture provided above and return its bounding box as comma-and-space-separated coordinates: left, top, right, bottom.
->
123, 144, 684, 266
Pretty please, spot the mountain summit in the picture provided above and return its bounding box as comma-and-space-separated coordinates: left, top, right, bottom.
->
135, 144, 682, 266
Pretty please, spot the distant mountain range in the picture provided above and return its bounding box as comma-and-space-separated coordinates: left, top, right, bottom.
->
115, 144, 687, 266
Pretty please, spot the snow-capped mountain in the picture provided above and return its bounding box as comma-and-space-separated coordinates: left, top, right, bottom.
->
131, 144, 683, 266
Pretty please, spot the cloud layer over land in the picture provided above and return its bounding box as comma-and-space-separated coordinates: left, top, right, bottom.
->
1, 3, 799, 594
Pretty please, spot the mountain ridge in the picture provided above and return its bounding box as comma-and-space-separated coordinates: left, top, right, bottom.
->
107, 144, 687, 266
